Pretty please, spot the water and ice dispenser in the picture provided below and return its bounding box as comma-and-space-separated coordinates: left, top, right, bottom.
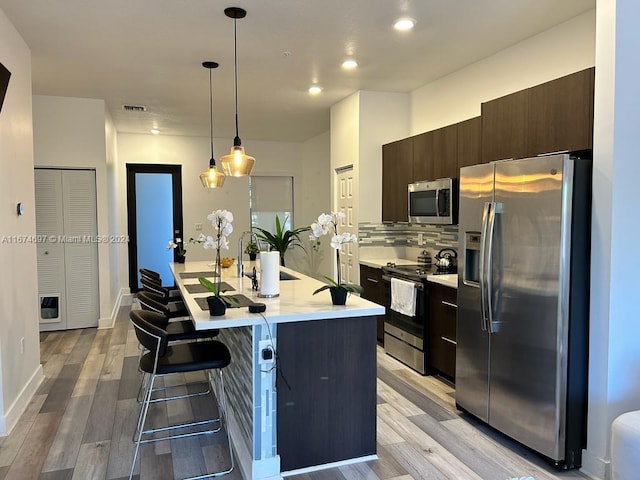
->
463, 232, 481, 286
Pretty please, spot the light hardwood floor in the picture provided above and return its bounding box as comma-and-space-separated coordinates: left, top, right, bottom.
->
0, 306, 590, 480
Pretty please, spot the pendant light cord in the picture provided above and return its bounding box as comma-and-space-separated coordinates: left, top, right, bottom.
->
233, 17, 241, 146
209, 66, 215, 165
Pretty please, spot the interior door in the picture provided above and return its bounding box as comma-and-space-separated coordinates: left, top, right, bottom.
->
126, 164, 183, 290
334, 166, 357, 284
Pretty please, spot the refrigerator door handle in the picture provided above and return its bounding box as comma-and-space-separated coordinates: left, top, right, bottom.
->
486, 201, 499, 334
479, 202, 492, 332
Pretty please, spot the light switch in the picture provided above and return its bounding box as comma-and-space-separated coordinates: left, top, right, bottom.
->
195, 223, 203, 231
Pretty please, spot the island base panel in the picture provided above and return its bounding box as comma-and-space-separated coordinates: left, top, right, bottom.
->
276, 316, 377, 472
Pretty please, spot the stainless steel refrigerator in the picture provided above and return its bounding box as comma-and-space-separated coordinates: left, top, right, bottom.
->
456, 154, 591, 469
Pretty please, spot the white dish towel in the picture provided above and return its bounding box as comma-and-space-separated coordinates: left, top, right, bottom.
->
390, 277, 417, 317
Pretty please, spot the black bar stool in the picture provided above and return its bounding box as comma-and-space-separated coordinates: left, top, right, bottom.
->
129, 313, 234, 479
137, 290, 189, 319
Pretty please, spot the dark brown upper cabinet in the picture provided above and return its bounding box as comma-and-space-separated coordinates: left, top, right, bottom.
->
482, 67, 594, 163
382, 138, 413, 222
412, 131, 433, 182
457, 116, 483, 169
481, 89, 529, 163
526, 67, 594, 156
413, 124, 458, 182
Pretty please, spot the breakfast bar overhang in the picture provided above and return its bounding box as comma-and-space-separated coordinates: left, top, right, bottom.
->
170, 261, 385, 480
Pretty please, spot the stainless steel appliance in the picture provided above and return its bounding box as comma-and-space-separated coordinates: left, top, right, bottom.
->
408, 177, 457, 224
456, 154, 591, 469
382, 262, 454, 374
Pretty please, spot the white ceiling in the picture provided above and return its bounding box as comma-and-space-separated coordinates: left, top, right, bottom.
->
0, 0, 595, 143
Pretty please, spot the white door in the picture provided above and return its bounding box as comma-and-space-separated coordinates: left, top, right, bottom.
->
334, 165, 358, 284
35, 168, 99, 331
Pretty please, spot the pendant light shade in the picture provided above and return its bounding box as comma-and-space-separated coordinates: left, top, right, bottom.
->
220, 7, 255, 177
200, 61, 226, 188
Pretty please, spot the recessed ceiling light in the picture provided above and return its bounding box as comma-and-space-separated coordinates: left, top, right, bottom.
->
308, 85, 323, 95
393, 18, 415, 31
150, 127, 160, 135
342, 59, 358, 70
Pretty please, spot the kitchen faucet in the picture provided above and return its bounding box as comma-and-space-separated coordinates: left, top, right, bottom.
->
237, 230, 259, 278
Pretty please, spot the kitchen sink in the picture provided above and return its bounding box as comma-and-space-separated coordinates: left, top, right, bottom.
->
244, 271, 299, 281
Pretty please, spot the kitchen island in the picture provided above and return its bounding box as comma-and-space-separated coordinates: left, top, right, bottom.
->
170, 261, 384, 480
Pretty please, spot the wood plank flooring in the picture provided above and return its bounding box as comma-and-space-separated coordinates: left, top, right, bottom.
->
0, 306, 590, 480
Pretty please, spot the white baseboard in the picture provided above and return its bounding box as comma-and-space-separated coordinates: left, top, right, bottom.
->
281, 454, 378, 477
98, 288, 132, 329
581, 448, 611, 480
0, 364, 44, 436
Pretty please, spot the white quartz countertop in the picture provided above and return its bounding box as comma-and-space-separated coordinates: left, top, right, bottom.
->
171, 261, 385, 330
359, 258, 458, 289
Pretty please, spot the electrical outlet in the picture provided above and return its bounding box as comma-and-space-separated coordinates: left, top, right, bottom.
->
418, 233, 424, 246
195, 223, 203, 231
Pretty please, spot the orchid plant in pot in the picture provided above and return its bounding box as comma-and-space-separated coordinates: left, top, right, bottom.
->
166, 238, 187, 263
310, 212, 363, 305
194, 209, 238, 315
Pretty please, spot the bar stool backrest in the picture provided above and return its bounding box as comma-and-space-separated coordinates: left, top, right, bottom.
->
130, 311, 169, 360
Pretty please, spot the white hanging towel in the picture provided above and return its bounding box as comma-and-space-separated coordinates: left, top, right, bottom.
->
390, 277, 417, 317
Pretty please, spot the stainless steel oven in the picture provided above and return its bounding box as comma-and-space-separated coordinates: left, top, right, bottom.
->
382, 264, 428, 374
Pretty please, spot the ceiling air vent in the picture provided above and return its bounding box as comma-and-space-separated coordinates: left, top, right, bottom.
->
122, 104, 146, 112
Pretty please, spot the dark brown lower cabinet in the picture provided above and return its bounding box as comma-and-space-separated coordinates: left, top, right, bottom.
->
359, 264, 387, 344
428, 283, 457, 381
276, 316, 377, 472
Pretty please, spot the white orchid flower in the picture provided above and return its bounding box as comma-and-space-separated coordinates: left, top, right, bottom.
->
221, 222, 233, 236
203, 235, 216, 249
167, 240, 177, 250
334, 211, 346, 220
218, 236, 229, 250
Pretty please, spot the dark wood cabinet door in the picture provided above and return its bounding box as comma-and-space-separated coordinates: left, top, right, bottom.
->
360, 264, 387, 343
382, 138, 413, 222
481, 89, 528, 163
527, 67, 595, 156
457, 116, 483, 169
432, 124, 458, 179
412, 131, 433, 182
428, 283, 457, 380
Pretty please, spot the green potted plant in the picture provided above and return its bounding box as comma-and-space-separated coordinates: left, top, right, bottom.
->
309, 212, 363, 305
244, 241, 260, 261
254, 215, 310, 267
197, 277, 239, 316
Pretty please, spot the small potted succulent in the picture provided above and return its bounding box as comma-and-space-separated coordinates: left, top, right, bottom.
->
244, 241, 260, 261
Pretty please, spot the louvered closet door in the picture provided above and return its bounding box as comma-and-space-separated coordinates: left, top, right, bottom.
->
62, 170, 99, 329
35, 169, 99, 331
35, 169, 67, 330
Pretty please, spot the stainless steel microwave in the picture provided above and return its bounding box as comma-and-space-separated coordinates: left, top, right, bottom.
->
408, 178, 458, 224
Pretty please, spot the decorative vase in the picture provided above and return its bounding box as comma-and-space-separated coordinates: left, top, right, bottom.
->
175, 254, 186, 264
329, 286, 348, 306
249, 253, 257, 261
207, 296, 226, 316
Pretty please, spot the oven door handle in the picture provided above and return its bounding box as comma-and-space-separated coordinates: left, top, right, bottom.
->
381, 274, 424, 290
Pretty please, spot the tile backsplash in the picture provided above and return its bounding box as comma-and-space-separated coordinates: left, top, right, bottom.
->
358, 222, 459, 260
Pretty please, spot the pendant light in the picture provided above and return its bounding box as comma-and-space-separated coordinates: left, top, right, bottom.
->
220, 6, 255, 177
200, 61, 226, 188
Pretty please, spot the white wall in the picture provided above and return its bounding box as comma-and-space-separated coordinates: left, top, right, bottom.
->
582, 1, 640, 478
330, 91, 411, 282
32, 95, 114, 328
410, 9, 596, 134
0, 8, 43, 435
116, 132, 331, 288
